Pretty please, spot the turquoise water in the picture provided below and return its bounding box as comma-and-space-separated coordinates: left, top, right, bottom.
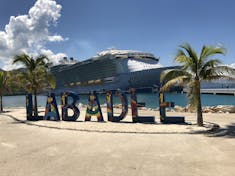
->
2, 93, 235, 108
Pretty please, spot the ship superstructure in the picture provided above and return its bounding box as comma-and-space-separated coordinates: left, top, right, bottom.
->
50, 49, 177, 93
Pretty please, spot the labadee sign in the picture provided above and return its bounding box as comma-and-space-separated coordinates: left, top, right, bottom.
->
26, 89, 182, 123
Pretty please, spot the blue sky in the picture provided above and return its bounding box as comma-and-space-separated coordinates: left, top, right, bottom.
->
0, 0, 235, 69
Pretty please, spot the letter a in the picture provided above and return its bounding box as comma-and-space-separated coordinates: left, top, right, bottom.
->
85, 91, 104, 122
106, 90, 114, 121
44, 92, 60, 121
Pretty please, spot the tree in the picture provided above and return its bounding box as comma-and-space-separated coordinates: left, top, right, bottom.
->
13, 53, 55, 117
161, 44, 235, 126
0, 71, 12, 112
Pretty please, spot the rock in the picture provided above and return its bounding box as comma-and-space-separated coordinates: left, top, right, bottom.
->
153, 108, 159, 111
113, 104, 122, 109
166, 108, 171, 112
213, 105, 235, 113
201, 105, 235, 113
139, 107, 147, 110
202, 106, 215, 113
174, 105, 184, 112
223, 106, 235, 113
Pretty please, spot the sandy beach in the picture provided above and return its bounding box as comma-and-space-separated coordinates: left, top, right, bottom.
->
2, 106, 235, 134
1, 107, 235, 176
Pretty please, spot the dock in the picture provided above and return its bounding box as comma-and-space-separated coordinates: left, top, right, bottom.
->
200, 88, 235, 95
183, 88, 235, 95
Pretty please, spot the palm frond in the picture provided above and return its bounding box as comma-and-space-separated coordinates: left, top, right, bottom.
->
199, 45, 226, 64
13, 53, 32, 69
204, 75, 235, 81
13, 53, 54, 94
177, 44, 199, 75
0, 71, 16, 95
174, 51, 193, 71
201, 65, 235, 81
161, 69, 192, 83
199, 59, 222, 78
36, 55, 49, 68
161, 76, 190, 92
179, 43, 198, 59
0, 71, 4, 86
175, 50, 188, 63
213, 65, 235, 75
47, 74, 56, 89
179, 43, 198, 65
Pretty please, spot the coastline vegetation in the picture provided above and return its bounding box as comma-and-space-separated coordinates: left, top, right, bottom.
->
12, 53, 55, 117
161, 44, 235, 126
0, 71, 13, 112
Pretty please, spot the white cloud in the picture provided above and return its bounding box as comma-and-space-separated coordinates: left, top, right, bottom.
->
2, 60, 19, 71
230, 63, 235, 68
0, 0, 67, 70
40, 49, 66, 65
48, 35, 65, 42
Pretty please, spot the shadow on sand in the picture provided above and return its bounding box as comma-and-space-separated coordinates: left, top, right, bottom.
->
2, 113, 235, 137
193, 123, 235, 138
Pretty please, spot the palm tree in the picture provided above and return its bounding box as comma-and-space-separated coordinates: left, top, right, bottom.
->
13, 53, 55, 117
0, 71, 12, 112
161, 44, 235, 126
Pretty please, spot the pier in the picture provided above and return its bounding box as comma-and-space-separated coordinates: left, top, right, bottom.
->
183, 88, 235, 95
200, 88, 235, 95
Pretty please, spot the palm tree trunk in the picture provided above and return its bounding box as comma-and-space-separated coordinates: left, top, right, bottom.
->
0, 95, 3, 112
33, 89, 38, 117
196, 80, 203, 126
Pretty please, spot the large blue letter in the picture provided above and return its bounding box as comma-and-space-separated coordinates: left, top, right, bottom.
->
130, 88, 155, 123
26, 94, 43, 121
106, 90, 128, 122
44, 92, 60, 121
106, 90, 113, 121
61, 92, 80, 121
85, 91, 104, 122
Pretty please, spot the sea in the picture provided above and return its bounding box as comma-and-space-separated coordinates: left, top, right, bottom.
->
2, 93, 235, 109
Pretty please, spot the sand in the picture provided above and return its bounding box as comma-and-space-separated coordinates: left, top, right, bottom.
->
1, 107, 235, 176
2, 106, 235, 134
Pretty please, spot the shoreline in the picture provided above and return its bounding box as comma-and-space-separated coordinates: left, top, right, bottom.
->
2, 93, 235, 110
3, 104, 235, 113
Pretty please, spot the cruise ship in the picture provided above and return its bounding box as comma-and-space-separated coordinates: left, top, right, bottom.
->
50, 49, 178, 94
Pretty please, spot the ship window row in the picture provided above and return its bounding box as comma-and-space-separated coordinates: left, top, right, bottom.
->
57, 70, 117, 83
59, 67, 117, 81
64, 78, 111, 87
